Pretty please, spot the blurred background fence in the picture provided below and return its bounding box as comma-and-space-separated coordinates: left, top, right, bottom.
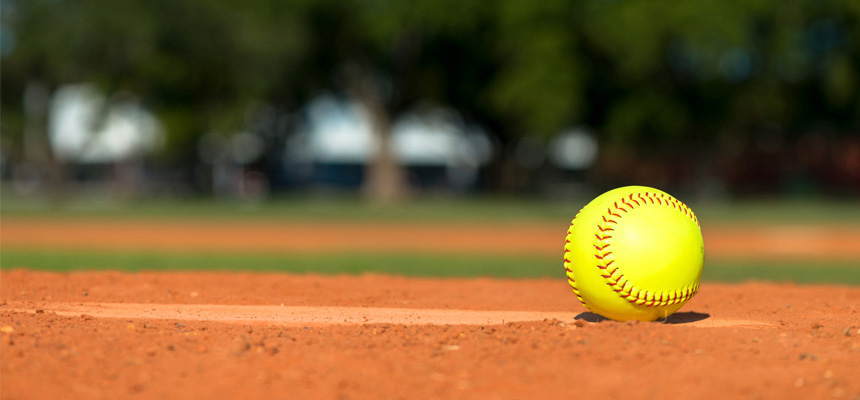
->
2, 0, 859, 202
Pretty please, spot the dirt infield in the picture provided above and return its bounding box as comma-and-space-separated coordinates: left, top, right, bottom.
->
5, 219, 860, 260
2, 270, 859, 400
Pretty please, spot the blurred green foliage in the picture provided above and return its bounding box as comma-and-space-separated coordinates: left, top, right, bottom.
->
2, 0, 859, 165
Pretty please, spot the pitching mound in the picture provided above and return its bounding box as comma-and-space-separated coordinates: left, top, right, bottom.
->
2, 270, 859, 399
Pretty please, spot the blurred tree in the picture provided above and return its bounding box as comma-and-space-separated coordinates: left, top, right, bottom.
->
3, 0, 859, 197
490, 0, 584, 138
1, 0, 311, 191
290, 0, 501, 201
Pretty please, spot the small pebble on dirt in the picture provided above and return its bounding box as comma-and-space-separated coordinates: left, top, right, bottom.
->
1, 326, 14, 333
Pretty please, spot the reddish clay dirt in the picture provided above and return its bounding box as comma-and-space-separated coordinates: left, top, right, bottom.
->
4, 219, 860, 261
2, 270, 860, 400
2, 218, 860, 398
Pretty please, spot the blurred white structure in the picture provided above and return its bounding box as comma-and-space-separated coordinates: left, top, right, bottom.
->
392, 109, 492, 168
48, 84, 164, 163
286, 95, 493, 187
287, 95, 374, 164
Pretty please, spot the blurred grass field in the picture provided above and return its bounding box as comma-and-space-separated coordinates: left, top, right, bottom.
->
4, 194, 860, 224
2, 249, 860, 284
2, 195, 860, 284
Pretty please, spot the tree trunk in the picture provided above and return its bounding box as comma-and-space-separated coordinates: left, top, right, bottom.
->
346, 68, 408, 204
22, 81, 66, 197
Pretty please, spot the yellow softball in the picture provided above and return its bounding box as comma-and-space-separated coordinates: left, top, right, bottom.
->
564, 186, 704, 321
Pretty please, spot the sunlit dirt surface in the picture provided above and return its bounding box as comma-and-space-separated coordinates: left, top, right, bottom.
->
2, 270, 859, 400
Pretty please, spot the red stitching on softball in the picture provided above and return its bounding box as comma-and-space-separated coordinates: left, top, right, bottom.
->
643, 193, 654, 204
590, 191, 701, 308
566, 191, 699, 312
565, 210, 590, 308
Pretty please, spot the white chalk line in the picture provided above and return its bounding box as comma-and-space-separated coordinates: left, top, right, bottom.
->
3, 302, 774, 328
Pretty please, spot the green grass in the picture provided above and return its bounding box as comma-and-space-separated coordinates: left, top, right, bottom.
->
3, 194, 859, 284
0, 249, 561, 278
0, 195, 579, 223
2, 249, 858, 284
3, 194, 860, 225
703, 260, 860, 284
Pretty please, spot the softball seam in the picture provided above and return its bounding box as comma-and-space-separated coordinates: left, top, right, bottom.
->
565, 191, 700, 309
564, 210, 589, 310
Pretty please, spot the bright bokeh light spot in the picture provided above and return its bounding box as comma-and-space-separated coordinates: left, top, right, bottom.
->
549, 128, 598, 170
